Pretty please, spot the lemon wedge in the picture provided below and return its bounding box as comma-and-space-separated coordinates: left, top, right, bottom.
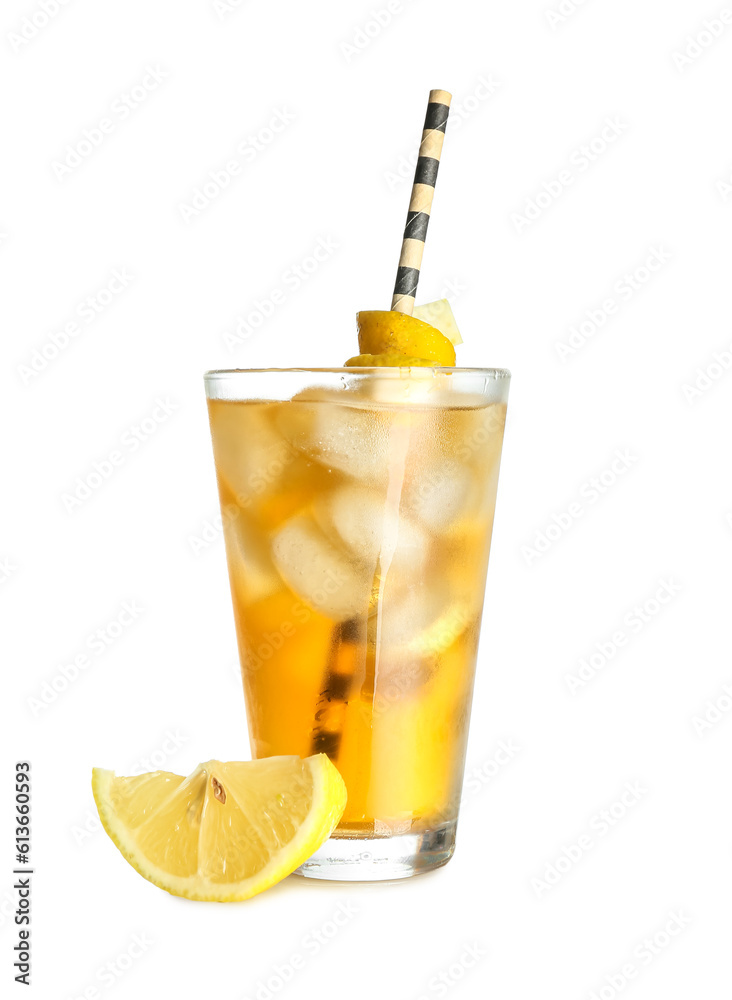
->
413, 299, 463, 346
92, 754, 346, 901
344, 353, 437, 367
347, 310, 456, 367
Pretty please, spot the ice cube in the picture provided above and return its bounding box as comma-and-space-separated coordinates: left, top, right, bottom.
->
373, 582, 445, 653
272, 391, 387, 480
314, 483, 427, 576
404, 459, 475, 532
411, 597, 476, 657
271, 513, 373, 621
368, 582, 475, 699
209, 401, 296, 505
224, 507, 281, 604
374, 582, 472, 660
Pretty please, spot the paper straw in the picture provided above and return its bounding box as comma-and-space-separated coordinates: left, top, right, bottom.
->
391, 89, 452, 314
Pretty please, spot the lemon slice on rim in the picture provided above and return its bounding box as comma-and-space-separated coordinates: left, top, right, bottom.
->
346, 310, 456, 367
92, 754, 346, 901
344, 352, 438, 367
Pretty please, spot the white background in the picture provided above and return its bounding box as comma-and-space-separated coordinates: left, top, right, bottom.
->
3, 0, 732, 997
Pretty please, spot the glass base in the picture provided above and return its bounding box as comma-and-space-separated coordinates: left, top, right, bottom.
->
296, 821, 457, 881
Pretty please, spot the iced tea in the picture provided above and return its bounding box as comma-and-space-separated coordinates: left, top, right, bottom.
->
206, 371, 508, 852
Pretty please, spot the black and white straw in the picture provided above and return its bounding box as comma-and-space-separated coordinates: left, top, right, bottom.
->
391, 89, 452, 314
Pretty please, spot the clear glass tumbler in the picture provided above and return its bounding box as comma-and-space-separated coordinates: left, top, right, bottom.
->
204, 366, 510, 880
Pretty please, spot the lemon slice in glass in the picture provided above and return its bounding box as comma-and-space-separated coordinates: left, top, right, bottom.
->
92, 754, 346, 901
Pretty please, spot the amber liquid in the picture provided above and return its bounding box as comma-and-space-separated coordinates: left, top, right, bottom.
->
208, 389, 506, 837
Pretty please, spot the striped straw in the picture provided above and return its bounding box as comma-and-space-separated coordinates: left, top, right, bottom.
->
391, 89, 452, 314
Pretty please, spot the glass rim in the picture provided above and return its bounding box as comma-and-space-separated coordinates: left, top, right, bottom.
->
204, 366, 511, 379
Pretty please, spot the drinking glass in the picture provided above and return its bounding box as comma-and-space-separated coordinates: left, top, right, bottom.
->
205, 366, 510, 880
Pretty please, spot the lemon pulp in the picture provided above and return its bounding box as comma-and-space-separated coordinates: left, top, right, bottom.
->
92, 754, 347, 901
